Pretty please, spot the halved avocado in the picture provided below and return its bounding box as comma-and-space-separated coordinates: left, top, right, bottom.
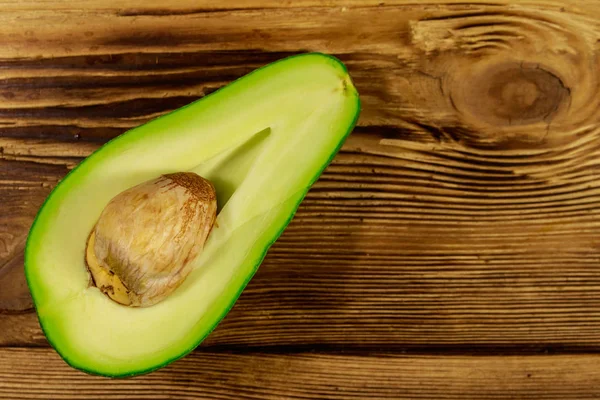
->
25, 53, 360, 377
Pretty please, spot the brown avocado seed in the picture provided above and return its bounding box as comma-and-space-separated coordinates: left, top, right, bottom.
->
85, 172, 217, 307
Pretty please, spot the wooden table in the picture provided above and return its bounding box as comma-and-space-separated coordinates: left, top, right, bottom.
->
1, 1, 600, 398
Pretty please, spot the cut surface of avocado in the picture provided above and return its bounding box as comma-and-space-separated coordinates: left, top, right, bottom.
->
25, 53, 360, 377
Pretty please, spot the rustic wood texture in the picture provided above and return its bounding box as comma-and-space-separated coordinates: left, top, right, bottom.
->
2, 348, 600, 400
1, 0, 600, 397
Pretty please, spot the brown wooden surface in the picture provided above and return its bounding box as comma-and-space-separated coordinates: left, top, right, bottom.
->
1, 0, 600, 397
3, 348, 600, 400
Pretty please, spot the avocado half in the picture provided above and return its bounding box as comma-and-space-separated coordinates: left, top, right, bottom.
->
25, 53, 360, 377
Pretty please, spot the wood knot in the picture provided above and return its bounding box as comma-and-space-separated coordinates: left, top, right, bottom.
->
408, 9, 599, 150
454, 62, 570, 127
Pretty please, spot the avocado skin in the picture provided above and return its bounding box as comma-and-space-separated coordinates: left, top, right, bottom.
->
24, 52, 361, 378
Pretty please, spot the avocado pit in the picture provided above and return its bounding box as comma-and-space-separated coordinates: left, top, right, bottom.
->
85, 172, 217, 307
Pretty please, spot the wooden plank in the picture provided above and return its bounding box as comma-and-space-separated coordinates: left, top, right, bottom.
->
0, 348, 599, 399
4, 128, 600, 347
1, 0, 600, 349
0, 3, 592, 62
0, 0, 584, 12
0, 3, 595, 134
0, 156, 65, 315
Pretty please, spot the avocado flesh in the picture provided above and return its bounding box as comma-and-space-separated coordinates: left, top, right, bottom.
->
25, 53, 360, 377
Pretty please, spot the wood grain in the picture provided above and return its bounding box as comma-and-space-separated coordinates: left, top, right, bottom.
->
1, 0, 600, 396
1, 348, 600, 399
0, 0, 585, 11
5, 130, 600, 348
2, 1, 600, 349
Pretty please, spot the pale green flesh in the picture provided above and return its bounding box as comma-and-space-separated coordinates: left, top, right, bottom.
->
25, 53, 360, 377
